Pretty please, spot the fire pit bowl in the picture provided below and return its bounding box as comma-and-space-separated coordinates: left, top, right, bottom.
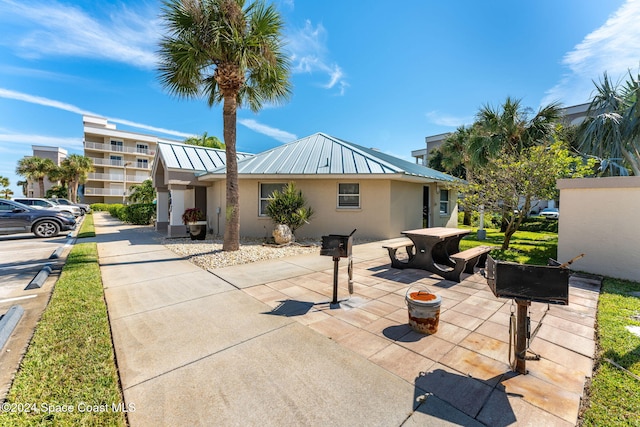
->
485, 256, 570, 305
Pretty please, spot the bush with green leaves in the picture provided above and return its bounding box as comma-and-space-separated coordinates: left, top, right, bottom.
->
125, 203, 156, 225
265, 182, 314, 234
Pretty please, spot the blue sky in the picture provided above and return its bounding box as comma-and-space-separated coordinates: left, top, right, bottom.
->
1, 0, 639, 197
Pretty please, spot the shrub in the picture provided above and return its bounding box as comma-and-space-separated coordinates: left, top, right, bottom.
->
90, 203, 110, 212
182, 207, 205, 224
125, 203, 156, 225
265, 182, 314, 234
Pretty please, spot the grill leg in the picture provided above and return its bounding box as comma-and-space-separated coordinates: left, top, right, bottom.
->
515, 299, 530, 374
332, 257, 340, 304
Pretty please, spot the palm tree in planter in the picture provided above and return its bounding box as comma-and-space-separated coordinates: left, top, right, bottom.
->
182, 208, 207, 240
265, 182, 314, 244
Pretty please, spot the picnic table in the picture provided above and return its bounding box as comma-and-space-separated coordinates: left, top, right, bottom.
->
383, 227, 492, 282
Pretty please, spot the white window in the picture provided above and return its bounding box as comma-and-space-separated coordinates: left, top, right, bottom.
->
338, 183, 360, 208
110, 140, 123, 152
110, 155, 122, 166
259, 183, 286, 216
439, 189, 449, 214
137, 158, 148, 169
136, 143, 149, 154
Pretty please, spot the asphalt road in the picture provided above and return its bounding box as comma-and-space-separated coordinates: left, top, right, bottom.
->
0, 227, 78, 399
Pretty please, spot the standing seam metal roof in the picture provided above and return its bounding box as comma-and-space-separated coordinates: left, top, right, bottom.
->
203, 133, 458, 182
157, 141, 253, 172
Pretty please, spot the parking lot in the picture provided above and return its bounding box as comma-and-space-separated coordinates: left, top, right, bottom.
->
0, 228, 78, 398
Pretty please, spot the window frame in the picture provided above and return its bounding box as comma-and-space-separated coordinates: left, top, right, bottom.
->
258, 182, 286, 217
337, 183, 360, 209
439, 189, 450, 215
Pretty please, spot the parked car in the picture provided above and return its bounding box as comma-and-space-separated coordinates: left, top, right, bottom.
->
539, 207, 559, 219
0, 199, 76, 238
14, 198, 81, 217
49, 197, 91, 215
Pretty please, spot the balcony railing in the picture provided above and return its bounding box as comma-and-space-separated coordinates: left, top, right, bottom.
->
84, 187, 129, 196
89, 158, 151, 169
87, 173, 147, 183
84, 141, 156, 156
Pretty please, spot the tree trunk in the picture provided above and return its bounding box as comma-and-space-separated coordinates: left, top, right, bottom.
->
222, 94, 240, 251
38, 178, 45, 198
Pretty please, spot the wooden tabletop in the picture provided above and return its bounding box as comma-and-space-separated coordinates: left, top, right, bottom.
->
401, 227, 471, 238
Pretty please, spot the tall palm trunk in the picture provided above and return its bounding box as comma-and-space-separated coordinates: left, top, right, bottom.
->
38, 178, 45, 198
222, 94, 240, 251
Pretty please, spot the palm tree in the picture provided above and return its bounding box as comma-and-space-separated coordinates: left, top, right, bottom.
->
579, 71, 640, 176
184, 132, 225, 149
0, 175, 9, 189
158, 0, 291, 251
16, 156, 56, 197
1, 188, 13, 199
468, 97, 562, 165
128, 179, 156, 204
60, 155, 94, 203
16, 180, 28, 197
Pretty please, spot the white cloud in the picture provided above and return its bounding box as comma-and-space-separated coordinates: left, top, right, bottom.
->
0, 133, 83, 149
0, 0, 159, 69
0, 87, 192, 139
425, 111, 473, 128
287, 20, 348, 95
543, 0, 640, 106
238, 119, 297, 143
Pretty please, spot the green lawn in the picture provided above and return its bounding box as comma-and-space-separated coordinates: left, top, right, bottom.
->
0, 242, 126, 427
459, 226, 558, 265
580, 278, 640, 426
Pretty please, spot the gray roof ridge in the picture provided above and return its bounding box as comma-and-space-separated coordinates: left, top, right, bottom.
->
317, 133, 403, 173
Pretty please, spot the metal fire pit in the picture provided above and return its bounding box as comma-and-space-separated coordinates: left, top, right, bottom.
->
484, 255, 575, 374
320, 229, 356, 304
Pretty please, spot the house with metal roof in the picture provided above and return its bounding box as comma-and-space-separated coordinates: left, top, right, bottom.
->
153, 133, 461, 239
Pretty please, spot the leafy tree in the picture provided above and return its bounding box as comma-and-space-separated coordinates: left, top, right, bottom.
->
46, 185, 68, 199
158, 0, 292, 251
265, 182, 314, 235
579, 71, 640, 176
461, 142, 595, 249
16, 156, 56, 198
184, 132, 225, 149
128, 179, 157, 204
60, 154, 94, 203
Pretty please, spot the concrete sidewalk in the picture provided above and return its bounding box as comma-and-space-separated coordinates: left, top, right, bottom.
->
94, 213, 600, 426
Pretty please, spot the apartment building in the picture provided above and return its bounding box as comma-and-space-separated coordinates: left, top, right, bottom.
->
83, 115, 180, 204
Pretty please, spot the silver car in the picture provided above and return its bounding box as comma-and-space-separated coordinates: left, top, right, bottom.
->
14, 198, 82, 217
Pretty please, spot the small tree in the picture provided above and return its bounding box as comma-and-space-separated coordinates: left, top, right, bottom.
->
265, 182, 314, 235
128, 179, 156, 204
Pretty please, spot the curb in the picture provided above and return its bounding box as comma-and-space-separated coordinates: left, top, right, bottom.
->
25, 265, 52, 290
0, 305, 25, 350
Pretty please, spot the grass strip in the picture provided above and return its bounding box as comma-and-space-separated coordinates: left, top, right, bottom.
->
580, 278, 640, 426
0, 242, 126, 427
77, 212, 95, 239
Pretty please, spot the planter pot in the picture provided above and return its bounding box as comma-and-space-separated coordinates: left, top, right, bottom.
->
187, 221, 207, 240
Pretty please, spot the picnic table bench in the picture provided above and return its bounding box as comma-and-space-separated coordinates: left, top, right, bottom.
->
383, 228, 494, 282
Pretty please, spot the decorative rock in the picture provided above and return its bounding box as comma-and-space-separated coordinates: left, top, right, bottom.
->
273, 224, 295, 245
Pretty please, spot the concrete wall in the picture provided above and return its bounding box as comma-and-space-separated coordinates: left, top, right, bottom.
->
557, 176, 640, 282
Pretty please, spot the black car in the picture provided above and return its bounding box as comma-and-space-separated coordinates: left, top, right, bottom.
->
0, 199, 76, 238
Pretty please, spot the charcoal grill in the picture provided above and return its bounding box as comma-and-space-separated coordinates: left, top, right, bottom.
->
320, 229, 356, 304
484, 255, 578, 374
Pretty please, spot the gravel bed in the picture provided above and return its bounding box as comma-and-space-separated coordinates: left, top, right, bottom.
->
161, 236, 321, 270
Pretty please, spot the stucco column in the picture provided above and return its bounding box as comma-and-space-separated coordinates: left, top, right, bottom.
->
155, 189, 169, 232
168, 185, 187, 238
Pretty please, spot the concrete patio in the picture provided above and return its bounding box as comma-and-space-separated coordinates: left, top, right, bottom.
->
95, 214, 600, 426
